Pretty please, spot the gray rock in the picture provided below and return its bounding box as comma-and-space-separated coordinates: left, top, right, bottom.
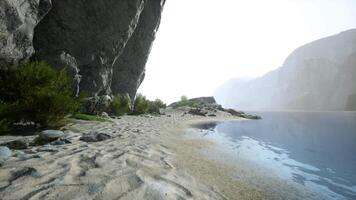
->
189, 97, 217, 104
111, 0, 166, 99
33, 0, 166, 98
1, 139, 29, 149
81, 95, 112, 115
80, 131, 111, 143
0, 146, 12, 165
169, 96, 221, 110
241, 114, 262, 120
49, 138, 71, 146
188, 108, 208, 117
0, 0, 52, 67
224, 109, 261, 119
39, 130, 64, 140
33, 130, 65, 145
101, 112, 110, 119
225, 109, 245, 117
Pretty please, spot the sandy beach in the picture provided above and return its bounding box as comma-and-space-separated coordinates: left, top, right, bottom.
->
0, 108, 312, 200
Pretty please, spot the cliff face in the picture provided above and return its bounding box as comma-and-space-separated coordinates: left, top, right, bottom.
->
0, 0, 165, 98
215, 29, 356, 111
0, 0, 51, 68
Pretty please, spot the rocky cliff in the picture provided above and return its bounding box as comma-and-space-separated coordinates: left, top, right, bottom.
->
0, 0, 165, 98
215, 29, 356, 111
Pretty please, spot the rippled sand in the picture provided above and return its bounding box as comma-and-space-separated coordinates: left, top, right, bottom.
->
0, 108, 282, 200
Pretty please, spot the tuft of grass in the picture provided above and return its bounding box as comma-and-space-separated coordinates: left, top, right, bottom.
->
71, 113, 112, 122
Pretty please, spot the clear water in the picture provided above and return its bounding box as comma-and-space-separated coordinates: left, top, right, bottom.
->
192, 112, 356, 200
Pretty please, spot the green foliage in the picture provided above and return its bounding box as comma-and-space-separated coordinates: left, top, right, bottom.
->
108, 94, 131, 116
174, 95, 201, 108
181, 95, 188, 103
0, 102, 11, 133
153, 98, 167, 109
71, 113, 112, 122
0, 61, 79, 132
131, 94, 166, 115
132, 94, 149, 115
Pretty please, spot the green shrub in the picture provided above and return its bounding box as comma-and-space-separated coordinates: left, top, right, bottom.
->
132, 94, 149, 115
153, 98, 166, 109
0, 61, 79, 132
108, 94, 131, 116
173, 95, 201, 108
131, 94, 166, 115
180, 95, 188, 103
146, 101, 160, 114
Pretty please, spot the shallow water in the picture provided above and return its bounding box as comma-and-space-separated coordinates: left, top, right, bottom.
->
192, 112, 356, 200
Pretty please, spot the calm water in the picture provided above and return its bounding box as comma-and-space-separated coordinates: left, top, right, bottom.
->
192, 112, 356, 200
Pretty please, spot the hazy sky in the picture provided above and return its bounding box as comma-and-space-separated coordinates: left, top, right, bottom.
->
138, 0, 356, 103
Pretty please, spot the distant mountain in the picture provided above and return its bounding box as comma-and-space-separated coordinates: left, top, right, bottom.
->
214, 29, 356, 111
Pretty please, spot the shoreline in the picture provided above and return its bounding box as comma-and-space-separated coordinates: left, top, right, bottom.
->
0, 108, 310, 199
163, 119, 311, 200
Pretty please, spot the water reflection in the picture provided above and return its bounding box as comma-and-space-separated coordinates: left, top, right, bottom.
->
192, 112, 356, 200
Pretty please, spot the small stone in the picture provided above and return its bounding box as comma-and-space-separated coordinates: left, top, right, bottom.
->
80, 131, 111, 142
50, 138, 71, 146
33, 154, 42, 158
1, 139, 29, 150
50, 140, 65, 146
101, 112, 110, 118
